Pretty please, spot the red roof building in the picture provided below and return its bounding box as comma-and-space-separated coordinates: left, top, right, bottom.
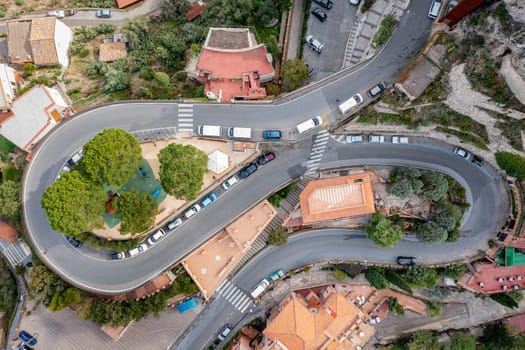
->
186, 1, 206, 20
0, 221, 17, 244
188, 28, 274, 103
116, 0, 142, 9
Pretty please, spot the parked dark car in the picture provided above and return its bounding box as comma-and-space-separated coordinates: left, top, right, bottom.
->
257, 152, 276, 165
471, 155, 484, 166
111, 252, 126, 260
262, 130, 282, 139
239, 163, 258, 179
18, 331, 37, 346
313, 0, 333, 9
66, 235, 82, 248
397, 256, 416, 266
368, 82, 386, 98
311, 7, 327, 22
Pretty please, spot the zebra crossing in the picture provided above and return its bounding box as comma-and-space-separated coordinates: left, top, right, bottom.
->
305, 129, 330, 176
0, 239, 31, 267
177, 104, 194, 133
216, 279, 253, 313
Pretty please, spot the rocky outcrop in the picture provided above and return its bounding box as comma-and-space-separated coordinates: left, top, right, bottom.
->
503, 0, 525, 24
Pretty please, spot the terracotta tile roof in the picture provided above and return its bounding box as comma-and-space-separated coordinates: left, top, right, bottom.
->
263, 287, 361, 350
99, 42, 127, 62
0, 222, 17, 244
183, 201, 276, 299
197, 46, 273, 79
29, 18, 59, 66
6, 20, 32, 63
186, 1, 206, 20
116, 0, 142, 8
461, 263, 525, 294
300, 173, 376, 224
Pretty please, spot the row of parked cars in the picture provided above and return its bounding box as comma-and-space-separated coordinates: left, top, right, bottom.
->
453, 147, 483, 166
346, 134, 409, 144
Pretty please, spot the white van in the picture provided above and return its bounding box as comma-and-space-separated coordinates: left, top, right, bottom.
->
338, 93, 363, 115
227, 127, 252, 139
296, 116, 322, 134
428, 0, 442, 19
197, 125, 222, 137
250, 278, 271, 299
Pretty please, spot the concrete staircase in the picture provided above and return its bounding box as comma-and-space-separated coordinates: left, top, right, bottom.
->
229, 178, 309, 276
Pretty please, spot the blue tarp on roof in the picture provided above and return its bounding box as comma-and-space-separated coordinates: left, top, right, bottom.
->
177, 298, 197, 313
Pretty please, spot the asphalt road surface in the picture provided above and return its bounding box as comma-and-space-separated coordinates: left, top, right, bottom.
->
22, 0, 509, 300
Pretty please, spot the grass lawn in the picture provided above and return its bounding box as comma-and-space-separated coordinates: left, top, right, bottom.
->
0, 135, 15, 154
103, 159, 166, 228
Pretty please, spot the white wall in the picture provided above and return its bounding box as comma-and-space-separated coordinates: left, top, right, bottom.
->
53, 20, 73, 68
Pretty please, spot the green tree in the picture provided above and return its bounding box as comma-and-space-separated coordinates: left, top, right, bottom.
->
407, 330, 440, 350
160, 0, 191, 20
253, 0, 279, 26
420, 171, 448, 201
480, 322, 524, 350
429, 211, 456, 233
495, 151, 525, 180
450, 332, 476, 350
280, 59, 309, 92
364, 268, 388, 289
23, 63, 36, 76
81, 128, 142, 186
117, 190, 158, 234
158, 144, 208, 200
173, 275, 198, 295
333, 269, 348, 281
365, 212, 404, 248
426, 301, 441, 317
41, 171, 106, 236
0, 180, 20, 221
268, 226, 288, 246
416, 220, 449, 244
155, 31, 187, 70
405, 267, 438, 288
121, 16, 151, 51
389, 167, 423, 198
0, 262, 17, 313
49, 287, 84, 312
153, 71, 171, 88
104, 67, 130, 93
388, 297, 405, 315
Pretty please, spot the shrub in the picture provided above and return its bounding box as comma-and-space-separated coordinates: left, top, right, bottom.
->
333, 269, 348, 281
15, 0, 24, 6
495, 151, 525, 180
388, 297, 404, 315
267, 226, 288, 246
373, 15, 397, 47
405, 267, 438, 288
426, 301, 441, 317
365, 268, 388, 289
384, 269, 412, 294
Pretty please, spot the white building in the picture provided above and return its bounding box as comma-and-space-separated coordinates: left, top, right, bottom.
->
0, 64, 17, 113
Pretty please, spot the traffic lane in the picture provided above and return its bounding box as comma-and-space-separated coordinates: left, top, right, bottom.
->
25, 143, 310, 294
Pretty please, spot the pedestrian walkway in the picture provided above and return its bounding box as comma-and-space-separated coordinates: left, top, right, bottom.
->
177, 104, 194, 133
284, 0, 305, 60
0, 239, 31, 267
132, 127, 178, 142
305, 129, 330, 176
216, 279, 253, 313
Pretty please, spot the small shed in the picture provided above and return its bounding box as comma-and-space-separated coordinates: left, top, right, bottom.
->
207, 150, 229, 174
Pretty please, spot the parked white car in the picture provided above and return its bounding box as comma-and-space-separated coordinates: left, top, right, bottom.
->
128, 243, 148, 257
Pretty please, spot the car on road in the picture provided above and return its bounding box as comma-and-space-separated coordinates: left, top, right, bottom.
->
313, 0, 333, 9
147, 228, 166, 246
257, 152, 276, 165
128, 243, 148, 257
217, 324, 232, 341
262, 130, 282, 139
453, 147, 469, 159
346, 134, 364, 143
96, 9, 111, 18
111, 251, 126, 260
311, 7, 327, 22
66, 235, 82, 248
338, 94, 363, 115
471, 155, 484, 167
392, 136, 409, 144
368, 135, 385, 143
397, 256, 416, 266
48, 10, 65, 18
296, 116, 323, 134
368, 82, 386, 98
222, 175, 239, 190
306, 63, 314, 76
201, 192, 218, 208
306, 35, 324, 53
166, 218, 183, 231
184, 204, 202, 219
239, 163, 258, 179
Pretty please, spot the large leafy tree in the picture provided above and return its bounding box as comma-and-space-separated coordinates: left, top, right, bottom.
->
450, 332, 476, 350
365, 212, 403, 248
158, 144, 208, 200
480, 322, 525, 350
81, 128, 142, 186
407, 330, 440, 350
117, 190, 158, 234
41, 171, 106, 236
389, 167, 423, 198
416, 220, 449, 244
0, 180, 20, 221
281, 59, 309, 92
420, 171, 448, 201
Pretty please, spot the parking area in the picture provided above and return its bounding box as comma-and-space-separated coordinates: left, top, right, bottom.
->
303, 0, 359, 81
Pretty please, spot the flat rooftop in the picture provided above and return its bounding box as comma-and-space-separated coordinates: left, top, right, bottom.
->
6, 20, 32, 62
204, 27, 256, 50
300, 173, 375, 224
182, 200, 276, 299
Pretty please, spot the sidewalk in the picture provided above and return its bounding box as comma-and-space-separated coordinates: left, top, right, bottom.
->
284, 0, 304, 61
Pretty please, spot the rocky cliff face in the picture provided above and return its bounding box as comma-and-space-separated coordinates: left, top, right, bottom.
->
503, 0, 525, 24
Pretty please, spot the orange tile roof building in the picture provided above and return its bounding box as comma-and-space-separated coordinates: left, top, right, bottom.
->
186, 1, 206, 20
116, 0, 142, 8
262, 285, 373, 350
300, 173, 376, 224
0, 222, 17, 244
182, 200, 276, 299
188, 27, 274, 103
